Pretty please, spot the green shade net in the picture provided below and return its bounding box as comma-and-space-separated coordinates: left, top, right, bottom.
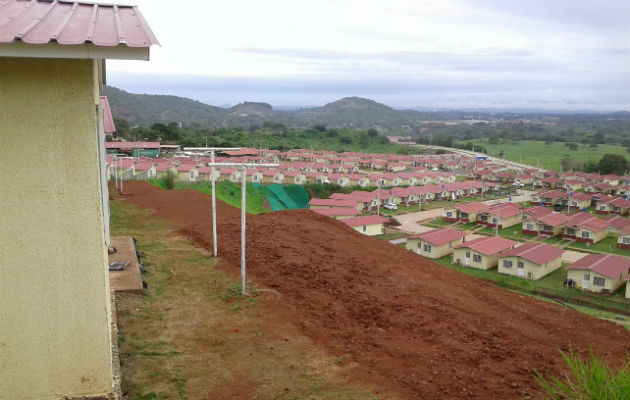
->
253, 183, 309, 211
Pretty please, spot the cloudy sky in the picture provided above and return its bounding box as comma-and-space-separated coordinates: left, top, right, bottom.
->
107, 0, 630, 111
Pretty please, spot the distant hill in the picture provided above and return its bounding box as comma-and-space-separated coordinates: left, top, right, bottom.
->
101, 86, 432, 132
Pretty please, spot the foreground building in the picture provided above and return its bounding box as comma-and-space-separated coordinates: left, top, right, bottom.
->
340, 215, 388, 236
452, 236, 517, 269
0, 1, 158, 398
406, 228, 466, 258
498, 242, 564, 280
566, 254, 629, 293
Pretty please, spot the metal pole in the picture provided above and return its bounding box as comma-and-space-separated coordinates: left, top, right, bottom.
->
119, 156, 123, 194
211, 150, 217, 257
241, 165, 247, 295
114, 155, 118, 190
377, 180, 381, 216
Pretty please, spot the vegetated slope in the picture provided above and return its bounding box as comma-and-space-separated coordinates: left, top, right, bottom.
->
102, 86, 433, 132
102, 86, 225, 127
119, 181, 628, 400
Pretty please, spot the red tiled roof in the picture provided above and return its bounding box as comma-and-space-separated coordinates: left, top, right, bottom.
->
412, 228, 466, 246
312, 208, 361, 217
500, 242, 563, 264
566, 254, 629, 279
0, 0, 159, 47
340, 215, 388, 227
454, 236, 517, 256
611, 197, 630, 208
177, 164, 195, 172
605, 215, 630, 230
539, 190, 568, 199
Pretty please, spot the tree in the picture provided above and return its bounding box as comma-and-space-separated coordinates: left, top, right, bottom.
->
367, 128, 378, 137
596, 154, 629, 175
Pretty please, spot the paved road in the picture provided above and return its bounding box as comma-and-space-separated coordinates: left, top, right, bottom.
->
394, 190, 535, 235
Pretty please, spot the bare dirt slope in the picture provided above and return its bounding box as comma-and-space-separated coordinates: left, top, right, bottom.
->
118, 181, 629, 399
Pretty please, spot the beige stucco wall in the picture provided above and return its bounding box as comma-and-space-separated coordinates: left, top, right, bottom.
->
575, 227, 608, 243
498, 256, 562, 280
351, 223, 384, 236
626, 281, 630, 299
452, 248, 498, 270
417, 239, 461, 259
567, 269, 627, 293
0, 58, 113, 398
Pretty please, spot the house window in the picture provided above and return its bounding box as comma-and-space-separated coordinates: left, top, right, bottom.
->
472, 254, 482, 263
362, 225, 366, 232
446, 211, 453, 218
492, 218, 498, 224
593, 277, 605, 287
566, 228, 576, 236
583, 273, 590, 281
503, 260, 513, 269
526, 224, 535, 230
581, 231, 590, 239
423, 244, 432, 252
466, 251, 470, 258
622, 237, 630, 244
518, 261, 524, 269
542, 225, 552, 231
599, 205, 606, 210
190, 171, 194, 179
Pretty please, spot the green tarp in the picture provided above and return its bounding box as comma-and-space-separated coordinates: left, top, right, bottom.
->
253, 183, 310, 211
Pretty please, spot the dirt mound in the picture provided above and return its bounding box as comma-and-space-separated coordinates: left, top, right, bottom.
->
119, 182, 629, 399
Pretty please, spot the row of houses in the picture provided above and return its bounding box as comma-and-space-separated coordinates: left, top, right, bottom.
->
308, 181, 496, 215
405, 230, 629, 296
530, 190, 630, 212
440, 199, 629, 247
107, 154, 468, 187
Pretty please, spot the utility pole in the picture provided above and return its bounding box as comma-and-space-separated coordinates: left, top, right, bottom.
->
203, 161, 279, 295
183, 147, 241, 258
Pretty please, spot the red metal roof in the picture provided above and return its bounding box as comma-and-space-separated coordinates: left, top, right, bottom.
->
106, 141, 160, 149
340, 215, 388, 227
454, 236, 517, 256
537, 213, 571, 227
524, 206, 554, 218
312, 208, 361, 217
99, 96, 115, 133
0, 0, 158, 47
413, 228, 466, 246
500, 242, 563, 264
309, 198, 359, 208
566, 254, 629, 279
455, 202, 488, 214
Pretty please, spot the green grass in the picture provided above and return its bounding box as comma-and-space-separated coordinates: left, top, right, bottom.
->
422, 218, 454, 227
373, 231, 407, 241
536, 348, 630, 400
432, 256, 630, 314
467, 139, 629, 171
477, 225, 533, 241
165, 181, 271, 215
568, 236, 630, 257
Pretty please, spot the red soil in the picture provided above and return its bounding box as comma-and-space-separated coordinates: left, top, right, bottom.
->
117, 181, 629, 399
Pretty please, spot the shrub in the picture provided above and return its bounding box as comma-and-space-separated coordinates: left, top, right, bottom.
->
159, 170, 176, 190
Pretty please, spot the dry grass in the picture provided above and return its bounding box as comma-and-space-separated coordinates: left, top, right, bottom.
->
111, 199, 386, 400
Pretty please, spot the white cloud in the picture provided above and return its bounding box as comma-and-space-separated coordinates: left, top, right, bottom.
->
107, 0, 630, 110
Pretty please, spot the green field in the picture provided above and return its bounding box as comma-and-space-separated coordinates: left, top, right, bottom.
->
467, 140, 629, 171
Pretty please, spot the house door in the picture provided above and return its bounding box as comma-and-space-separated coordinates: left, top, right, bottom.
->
464, 251, 470, 266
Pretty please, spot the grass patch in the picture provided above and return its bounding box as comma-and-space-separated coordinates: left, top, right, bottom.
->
432, 255, 630, 314
111, 197, 383, 399
468, 139, 629, 171
373, 230, 407, 241
568, 236, 630, 257
186, 181, 270, 214
536, 348, 630, 400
